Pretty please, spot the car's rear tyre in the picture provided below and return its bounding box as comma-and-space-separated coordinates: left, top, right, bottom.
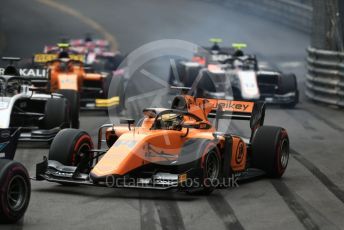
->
251, 126, 289, 178
49, 129, 93, 168
44, 98, 69, 129
186, 141, 221, 196
168, 58, 188, 86
0, 160, 30, 224
112, 54, 125, 70
279, 74, 298, 108
280, 90, 299, 109
195, 70, 217, 98
57, 90, 80, 128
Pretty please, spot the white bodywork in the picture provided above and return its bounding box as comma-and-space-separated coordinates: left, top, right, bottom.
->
236, 70, 260, 100
0, 78, 53, 128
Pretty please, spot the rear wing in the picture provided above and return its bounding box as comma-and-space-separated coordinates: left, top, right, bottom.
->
196, 98, 265, 131
205, 99, 255, 119
1, 56, 49, 85
33, 53, 85, 63
0, 67, 47, 79
0, 128, 20, 160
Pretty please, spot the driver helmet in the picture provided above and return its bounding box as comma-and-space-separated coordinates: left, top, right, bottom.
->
58, 59, 70, 72
233, 49, 244, 57
160, 113, 183, 130
233, 59, 243, 69
58, 51, 70, 59
211, 43, 220, 54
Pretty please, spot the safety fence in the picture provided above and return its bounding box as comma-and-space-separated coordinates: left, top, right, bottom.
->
224, 0, 313, 33
213, 0, 344, 108
306, 47, 344, 107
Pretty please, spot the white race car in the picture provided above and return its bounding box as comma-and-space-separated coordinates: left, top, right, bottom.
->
0, 57, 71, 142
169, 41, 299, 108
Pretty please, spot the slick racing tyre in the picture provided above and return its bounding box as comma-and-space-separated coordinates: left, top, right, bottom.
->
168, 59, 187, 86
184, 141, 221, 196
57, 90, 80, 129
49, 129, 93, 168
44, 98, 69, 129
251, 126, 289, 178
279, 74, 299, 108
0, 160, 31, 224
195, 70, 217, 98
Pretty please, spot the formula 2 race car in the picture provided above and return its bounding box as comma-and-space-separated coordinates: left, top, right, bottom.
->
0, 57, 71, 142
169, 39, 299, 108
34, 45, 121, 119
0, 128, 31, 223
44, 37, 124, 71
35, 92, 290, 195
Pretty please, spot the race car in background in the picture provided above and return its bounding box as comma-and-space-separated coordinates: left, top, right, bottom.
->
0, 57, 71, 142
35, 92, 290, 195
44, 36, 124, 71
37, 42, 124, 115
0, 128, 31, 223
169, 39, 299, 108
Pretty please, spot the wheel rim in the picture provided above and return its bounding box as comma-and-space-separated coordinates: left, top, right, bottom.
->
7, 175, 28, 212
73, 142, 91, 166
280, 139, 289, 169
206, 151, 220, 180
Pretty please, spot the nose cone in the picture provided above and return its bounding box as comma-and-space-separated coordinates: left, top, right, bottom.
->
91, 136, 145, 178
238, 71, 260, 99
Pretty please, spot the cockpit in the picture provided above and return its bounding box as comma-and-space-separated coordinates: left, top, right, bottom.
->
0, 76, 26, 97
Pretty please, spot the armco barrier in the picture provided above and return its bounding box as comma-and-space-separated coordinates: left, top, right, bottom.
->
306, 47, 344, 107
207, 0, 344, 108
226, 0, 312, 33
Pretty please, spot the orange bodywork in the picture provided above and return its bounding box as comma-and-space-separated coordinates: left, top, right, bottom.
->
48, 62, 103, 92
92, 95, 251, 177
48, 61, 85, 91
84, 73, 103, 81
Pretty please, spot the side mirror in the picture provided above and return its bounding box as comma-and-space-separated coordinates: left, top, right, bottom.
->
120, 119, 135, 130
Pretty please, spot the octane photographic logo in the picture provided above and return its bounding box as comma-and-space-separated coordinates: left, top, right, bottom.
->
107, 39, 234, 166
104, 173, 239, 189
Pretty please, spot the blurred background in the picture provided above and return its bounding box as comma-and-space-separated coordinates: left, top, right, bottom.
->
1, 0, 344, 230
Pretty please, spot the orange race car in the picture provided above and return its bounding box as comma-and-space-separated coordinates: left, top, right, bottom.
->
35, 91, 289, 195
33, 44, 120, 128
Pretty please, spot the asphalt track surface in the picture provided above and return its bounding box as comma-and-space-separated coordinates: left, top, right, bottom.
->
1, 0, 344, 229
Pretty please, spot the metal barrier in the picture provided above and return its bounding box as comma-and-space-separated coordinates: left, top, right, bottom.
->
306, 47, 344, 107
227, 0, 313, 33
203, 0, 344, 107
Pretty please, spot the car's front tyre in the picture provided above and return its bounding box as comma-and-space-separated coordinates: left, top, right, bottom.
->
0, 160, 31, 224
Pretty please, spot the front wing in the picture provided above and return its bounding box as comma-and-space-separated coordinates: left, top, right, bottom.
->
35, 157, 266, 190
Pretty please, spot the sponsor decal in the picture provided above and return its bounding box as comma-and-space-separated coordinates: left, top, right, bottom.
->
19, 68, 47, 77
34, 53, 85, 63
211, 54, 231, 62
235, 141, 244, 164
198, 98, 254, 112
218, 101, 250, 112
0, 68, 47, 78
